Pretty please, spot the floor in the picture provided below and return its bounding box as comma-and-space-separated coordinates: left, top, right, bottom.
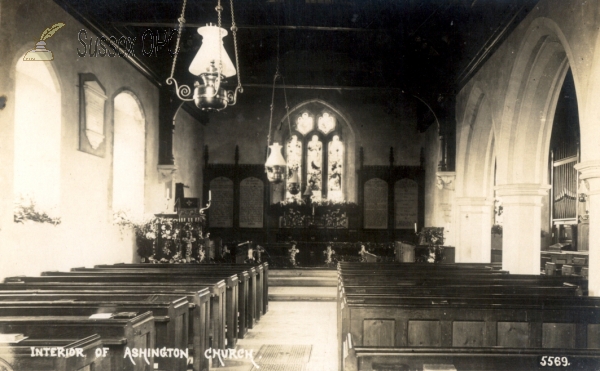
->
216, 301, 338, 371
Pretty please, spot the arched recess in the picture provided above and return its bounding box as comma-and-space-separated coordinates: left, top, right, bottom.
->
275, 99, 357, 203
112, 90, 146, 219
13, 58, 62, 215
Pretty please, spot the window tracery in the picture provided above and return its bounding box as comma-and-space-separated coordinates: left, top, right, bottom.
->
285, 111, 345, 201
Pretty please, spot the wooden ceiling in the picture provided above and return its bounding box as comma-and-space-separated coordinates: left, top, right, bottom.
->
56, 0, 539, 113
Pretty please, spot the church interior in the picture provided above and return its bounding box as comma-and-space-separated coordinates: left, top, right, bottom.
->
1, 0, 600, 370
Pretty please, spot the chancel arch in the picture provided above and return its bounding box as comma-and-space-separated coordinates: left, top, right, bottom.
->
13, 57, 62, 216
276, 99, 356, 203
112, 90, 146, 220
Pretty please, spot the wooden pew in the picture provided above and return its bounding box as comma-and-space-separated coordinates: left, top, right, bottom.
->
0, 284, 216, 371
0, 334, 108, 371
0, 312, 155, 371
340, 295, 600, 371
93, 262, 269, 316
345, 338, 600, 371
0, 298, 189, 371
37, 271, 239, 348
338, 275, 588, 294
73, 264, 257, 335
337, 264, 596, 371
342, 284, 582, 298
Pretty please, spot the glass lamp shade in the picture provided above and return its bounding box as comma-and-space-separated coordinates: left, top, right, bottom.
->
265, 143, 287, 184
189, 25, 236, 78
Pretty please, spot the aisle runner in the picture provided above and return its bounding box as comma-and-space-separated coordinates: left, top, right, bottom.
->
252, 345, 312, 371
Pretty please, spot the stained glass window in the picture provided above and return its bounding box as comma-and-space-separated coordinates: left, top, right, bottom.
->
318, 113, 335, 134
328, 135, 344, 201
307, 135, 323, 194
296, 112, 314, 135
285, 112, 345, 202
286, 135, 303, 200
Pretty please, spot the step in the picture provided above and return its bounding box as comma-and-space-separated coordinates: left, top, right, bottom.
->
269, 276, 337, 287
269, 269, 338, 278
269, 286, 337, 301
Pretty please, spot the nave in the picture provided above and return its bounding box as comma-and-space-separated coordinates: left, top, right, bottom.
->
1, 260, 599, 371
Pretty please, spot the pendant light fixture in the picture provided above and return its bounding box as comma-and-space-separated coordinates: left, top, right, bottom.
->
265, 31, 292, 184
166, 0, 243, 111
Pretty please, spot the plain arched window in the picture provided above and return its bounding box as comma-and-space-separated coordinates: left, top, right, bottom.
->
112, 92, 145, 219
14, 59, 61, 215
285, 111, 345, 201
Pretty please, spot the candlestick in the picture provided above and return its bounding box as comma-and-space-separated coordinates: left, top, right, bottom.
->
414, 223, 417, 233
209, 190, 211, 202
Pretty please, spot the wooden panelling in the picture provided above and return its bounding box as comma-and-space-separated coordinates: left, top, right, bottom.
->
452, 321, 484, 347
543, 323, 576, 349
363, 319, 395, 346
497, 322, 529, 347
588, 324, 600, 349
408, 320, 441, 347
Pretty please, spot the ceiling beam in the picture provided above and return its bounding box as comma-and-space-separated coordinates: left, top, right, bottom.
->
240, 83, 403, 91
112, 22, 380, 32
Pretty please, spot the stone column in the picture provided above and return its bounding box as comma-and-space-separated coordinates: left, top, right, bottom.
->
575, 161, 600, 295
454, 197, 493, 263
436, 172, 456, 247
495, 184, 549, 274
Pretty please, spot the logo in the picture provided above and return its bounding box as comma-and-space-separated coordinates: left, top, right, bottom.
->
23, 23, 65, 61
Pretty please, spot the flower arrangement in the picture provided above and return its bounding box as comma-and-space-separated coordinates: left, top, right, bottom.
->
124, 215, 207, 263
416, 227, 445, 263
14, 197, 61, 225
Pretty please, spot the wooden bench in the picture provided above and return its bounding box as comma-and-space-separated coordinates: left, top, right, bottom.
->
38, 270, 239, 348
342, 284, 582, 298
0, 334, 108, 371
0, 297, 189, 371
74, 264, 258, 335
0, 312, 155, 371
337, 264, 596, 371
94, 262, 270, 316
0, 284, 216, 371
345, 339, 600, 371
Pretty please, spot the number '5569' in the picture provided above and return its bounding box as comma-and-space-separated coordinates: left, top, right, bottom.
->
539, 356, 570, 367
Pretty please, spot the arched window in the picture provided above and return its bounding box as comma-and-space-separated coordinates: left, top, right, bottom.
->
112, 92, 146, 219
14, 59, 61, 215
285, 111, 345, 201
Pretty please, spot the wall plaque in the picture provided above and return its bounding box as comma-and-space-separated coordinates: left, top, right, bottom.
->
364, 178, 388, 229
209, 177, 234, 228
395, 178, 418, 229
79, 74, 107, 157
239, 177, 264, 228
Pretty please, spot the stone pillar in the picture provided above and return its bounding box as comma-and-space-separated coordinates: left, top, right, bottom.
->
454, 197, 493, 263
436, 172, 456, 247
495, 184, 549, 274
575, 161, 600, 295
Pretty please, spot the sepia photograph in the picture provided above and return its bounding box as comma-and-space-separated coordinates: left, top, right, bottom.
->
0, 0, 599, 370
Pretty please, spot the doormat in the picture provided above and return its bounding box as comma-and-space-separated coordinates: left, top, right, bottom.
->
252, 345, 312, 368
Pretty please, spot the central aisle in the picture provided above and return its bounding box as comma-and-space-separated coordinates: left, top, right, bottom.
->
218, 301, 338, 371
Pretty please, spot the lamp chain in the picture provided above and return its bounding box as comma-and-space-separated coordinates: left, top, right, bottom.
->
169, 0, 188, 80
216, 0, 223, 85
230, 0, 243, 93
